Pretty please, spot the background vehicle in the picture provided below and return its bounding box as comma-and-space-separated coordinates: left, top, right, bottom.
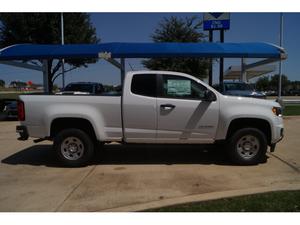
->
57, 82, 105, 95
213, 81, 266, 99
288, 89, 300, 96
16, 71, 283, 167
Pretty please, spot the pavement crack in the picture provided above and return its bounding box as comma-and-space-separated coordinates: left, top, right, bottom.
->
54, 165, 96, 212
269, 153, 300, 173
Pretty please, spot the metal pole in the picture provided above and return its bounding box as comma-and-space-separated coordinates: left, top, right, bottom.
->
120, 58, 125, 84
120, 58, 126, 142
219, 30, 224, 92
241, 58, 247, 82
42, 60, 49, 93
208, 30, 213, 86
278, 13, 283, 99
61, 13, 65, 89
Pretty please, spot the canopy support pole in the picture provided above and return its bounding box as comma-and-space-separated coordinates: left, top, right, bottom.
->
42, 60, 49, 93
240, 58, 247, 82
105, 58, 122, 69
120, 57, 126, 142
120, 58, 125, 84
99, 51, 123, 70
208, 30, 213, 86
237, 57, 283, 82
244, 58, 280, 71
0, 61, 42, 71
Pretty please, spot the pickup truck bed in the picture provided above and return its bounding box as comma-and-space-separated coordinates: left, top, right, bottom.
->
19, 95, 122, 142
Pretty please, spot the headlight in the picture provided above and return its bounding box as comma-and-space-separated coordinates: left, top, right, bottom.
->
272, 107, 282, 116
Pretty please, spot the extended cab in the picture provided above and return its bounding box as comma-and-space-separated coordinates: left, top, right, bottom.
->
16, 71, 284, 166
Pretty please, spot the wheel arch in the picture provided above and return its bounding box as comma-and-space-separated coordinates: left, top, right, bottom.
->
50, 117, 98, 141
226, 118, 272, 145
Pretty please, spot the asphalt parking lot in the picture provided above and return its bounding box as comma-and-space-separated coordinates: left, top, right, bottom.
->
0, 117, 300, 212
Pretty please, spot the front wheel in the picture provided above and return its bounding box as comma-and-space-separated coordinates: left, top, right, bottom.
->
226, 128, 267, 165
53, 128, 95, 167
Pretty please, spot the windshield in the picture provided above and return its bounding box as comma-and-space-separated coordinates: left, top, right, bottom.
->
224, 83, 253, 91
64, 84, 94, 93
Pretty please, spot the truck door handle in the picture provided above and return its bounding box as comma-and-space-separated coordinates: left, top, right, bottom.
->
160, 104, 176, 110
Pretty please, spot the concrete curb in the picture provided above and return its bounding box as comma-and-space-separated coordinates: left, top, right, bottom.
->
101, 183, 300, 212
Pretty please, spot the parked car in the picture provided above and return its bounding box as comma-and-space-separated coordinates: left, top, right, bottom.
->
16, 71, 283, 166
288, 89, 300, 96
3, 100, 18, 119
213, 81, 266, 99
263, 90, 276, 96
56, 82, 104, 95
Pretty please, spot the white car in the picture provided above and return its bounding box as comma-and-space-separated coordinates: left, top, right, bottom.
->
16, 71, 284, 166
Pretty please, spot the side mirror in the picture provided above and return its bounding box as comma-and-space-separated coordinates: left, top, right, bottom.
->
203, 90, 217, 102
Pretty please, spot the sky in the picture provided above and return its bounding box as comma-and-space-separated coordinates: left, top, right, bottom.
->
0, 12, 299, 87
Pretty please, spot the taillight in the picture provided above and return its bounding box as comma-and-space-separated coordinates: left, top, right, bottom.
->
17, 100, 25, 121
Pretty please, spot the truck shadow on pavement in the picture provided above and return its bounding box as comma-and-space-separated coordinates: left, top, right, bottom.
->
1, 144, 268, 167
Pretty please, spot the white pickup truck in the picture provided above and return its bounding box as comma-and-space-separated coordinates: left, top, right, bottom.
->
16, 71, 284, 166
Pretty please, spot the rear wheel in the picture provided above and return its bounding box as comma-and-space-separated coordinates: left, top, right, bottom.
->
53, 128, 94, 167
227, 128, 267, 165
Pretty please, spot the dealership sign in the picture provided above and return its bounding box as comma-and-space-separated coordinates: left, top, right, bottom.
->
203, 13, 230, 30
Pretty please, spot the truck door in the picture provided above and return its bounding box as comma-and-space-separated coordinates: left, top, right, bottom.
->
123, 73, 157, 143
156, 74, 219, 144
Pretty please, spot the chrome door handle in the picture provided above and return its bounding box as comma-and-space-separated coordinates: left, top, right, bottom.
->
160, 104, 176, 110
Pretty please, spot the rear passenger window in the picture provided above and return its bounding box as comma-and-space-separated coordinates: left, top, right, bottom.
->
131, 74, 157, 97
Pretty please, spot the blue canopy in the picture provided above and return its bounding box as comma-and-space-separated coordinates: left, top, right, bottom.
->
0, 42, 286, 60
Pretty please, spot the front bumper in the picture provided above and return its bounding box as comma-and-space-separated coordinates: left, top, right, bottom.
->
16, 125, 29, 141
272, 126, 284, 144
270, 127, 284, 152
279, 128, 284, 142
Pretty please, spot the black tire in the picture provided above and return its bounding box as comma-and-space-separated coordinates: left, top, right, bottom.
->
96, 141, 105, 149
226, 128, 267, 165
53, 128, 95, 167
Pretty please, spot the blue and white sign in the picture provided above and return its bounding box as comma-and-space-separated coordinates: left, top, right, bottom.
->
203, 13, 230, 30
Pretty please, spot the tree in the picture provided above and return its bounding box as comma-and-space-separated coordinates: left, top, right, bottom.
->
0, 79, 4, 87
289, 80, 300, 90
142, 16, 210, 79
256, 76, 270, 91
270, 74, 289, 92
0, 13, 99, 92
9, 80, 27, 88
255, 74, 290, 94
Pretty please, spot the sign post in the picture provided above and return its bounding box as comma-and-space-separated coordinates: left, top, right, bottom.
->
219, 29, 224, 92
203, 13, 230, 89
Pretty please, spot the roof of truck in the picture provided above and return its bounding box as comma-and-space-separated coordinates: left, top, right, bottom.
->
0, 42, 286, 60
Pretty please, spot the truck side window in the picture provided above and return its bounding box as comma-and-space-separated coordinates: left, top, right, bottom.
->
161, 75, 207, 100
131, 74, 157, 97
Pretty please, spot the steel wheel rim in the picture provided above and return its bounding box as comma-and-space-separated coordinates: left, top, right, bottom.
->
236, 135, 260, 159
61, 136, 84, 160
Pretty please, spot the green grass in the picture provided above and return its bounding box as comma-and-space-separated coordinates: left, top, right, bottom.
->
144, 190, 300, 212
283, 105, 300, 116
